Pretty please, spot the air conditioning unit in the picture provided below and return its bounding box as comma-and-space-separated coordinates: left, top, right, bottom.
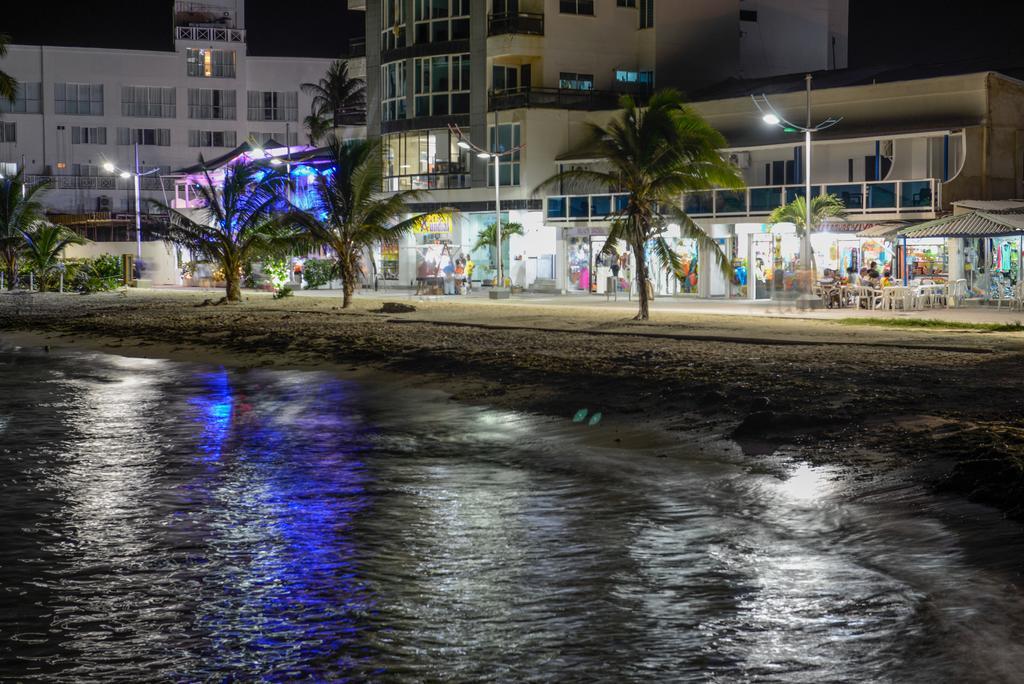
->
728, 152, 751, 169
97, 195, 112, 212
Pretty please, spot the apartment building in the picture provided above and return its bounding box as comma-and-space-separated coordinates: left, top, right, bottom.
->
0, 1, 365, 263
354, 0, 852, 293
738, 0, 849, 78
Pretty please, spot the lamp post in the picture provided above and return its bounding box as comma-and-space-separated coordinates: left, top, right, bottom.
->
449, 120, 525, 292
752, 74, 841, 307
103, 143, 162, 261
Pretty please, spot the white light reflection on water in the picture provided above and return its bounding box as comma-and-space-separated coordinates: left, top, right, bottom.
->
3, 343, 1024, 682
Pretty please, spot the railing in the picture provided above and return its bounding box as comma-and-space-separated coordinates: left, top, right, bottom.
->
545, 179, 940, 222
488, 11, 545, 36
382, 173, 471, 192
26, 175, 178, 191
490, 86, 642, 112
680, 179, 940, 218
175, 26, 246, 43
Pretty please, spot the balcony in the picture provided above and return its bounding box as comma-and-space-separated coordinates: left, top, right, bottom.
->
680, 179, 940, 219
175, 26, 246, 43
490, 87, 637, 112
488, 11, 544, 36
544, 179, 940, 223
348, 36, 366, 58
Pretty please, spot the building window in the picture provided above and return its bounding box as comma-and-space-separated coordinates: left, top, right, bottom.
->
559, 72, 594, 90
188, 88, 237, 119
381, 128, 471, 191
117, 127, 171, 146
186, 48, 236, 78
121, 86, 176, 118
71, 163, 103, 177
382, 60, 407, 122
382, 0, 407, 51
639, 0, 654, 28
71, 126, 107, 144
488, 122, 521, 187
740, 9, 758, 22
0, 122, 15, 143
493, 64, 532, 93
614, 70, 654, 86
247, 90, 298, 122
617, 0, 636, 6
54, 83, 103, 115
414, 54, 470, 117
414, 0, 470, 44
0, 82, 41, 113
250, 131, 299, 147
188, 129, 237, 147
560, 0, 594, 15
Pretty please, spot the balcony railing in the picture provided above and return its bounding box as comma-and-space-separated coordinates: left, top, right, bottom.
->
488, 11, 544, 36
176, 26, 246, 43
490, 86, 641, 112
545, 179, 940, 223
383, 173, 471, 192
681, 179, 940, 218
26, 175, 178, 191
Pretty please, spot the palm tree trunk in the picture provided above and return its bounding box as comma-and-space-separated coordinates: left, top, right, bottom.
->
634, 241, 650, 320
340, 256, 354, 308
224, 261, 241, 302
3, 254, 15, 290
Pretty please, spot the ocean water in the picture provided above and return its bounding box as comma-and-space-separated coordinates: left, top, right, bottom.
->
1, 342, 1023, 682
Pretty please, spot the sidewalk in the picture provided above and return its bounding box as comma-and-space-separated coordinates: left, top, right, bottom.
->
278, 284, 1024, 326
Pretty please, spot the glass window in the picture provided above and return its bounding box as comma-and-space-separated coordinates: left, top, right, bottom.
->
559, 72, 594, 90
250, 130, 299, 147
186, 48, 236, 78
382, 0, 407, 50
488, 122, 521, 187
121, 86, 176, 118
246, 90, 298, 121
414, 0, 470, 43
116, 127, 171, 146
189, 88, 237, 120
639, 0, 654, 28
560, 0, 594, 15
54, 83, 104, 115
382, 60, 407, 122
617, 0, 636, 6
0, 122, 15, 143
381, 129, 471, 191
71, 126, 107, 144
188, 129, 237, 147
414, 54, 470, 117
0, 82, 41, 113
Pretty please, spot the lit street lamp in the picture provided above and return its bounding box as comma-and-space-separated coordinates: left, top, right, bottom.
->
752, 74, 841, 307
102, 142, 162, 263
449, 121, 525, 293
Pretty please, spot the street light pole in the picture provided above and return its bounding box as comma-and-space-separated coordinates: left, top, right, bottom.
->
494, 110, 502, 287
134, 142, 142, 261
752, 76, 842, 308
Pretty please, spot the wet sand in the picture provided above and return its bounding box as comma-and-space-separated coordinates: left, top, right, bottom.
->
3, 289, 1024, 517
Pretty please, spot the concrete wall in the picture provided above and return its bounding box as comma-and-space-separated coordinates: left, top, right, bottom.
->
738, 0, 848, 78
64, 240, 180, 286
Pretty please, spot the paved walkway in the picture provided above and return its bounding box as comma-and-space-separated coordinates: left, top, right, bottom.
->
153, 284, 1024, 325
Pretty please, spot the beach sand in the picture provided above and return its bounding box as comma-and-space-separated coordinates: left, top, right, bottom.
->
3, 288, 1023, 516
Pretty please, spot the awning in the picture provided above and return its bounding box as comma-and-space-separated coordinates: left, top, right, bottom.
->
899, 211, 1024, 239
951, 199, 1024, 213
854, 221, 912, 239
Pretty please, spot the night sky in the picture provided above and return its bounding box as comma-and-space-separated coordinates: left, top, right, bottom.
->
1, 0, 362, 58
2, 1, 1023, 71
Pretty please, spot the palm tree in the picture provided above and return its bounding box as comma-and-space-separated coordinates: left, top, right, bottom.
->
471, 222, 523, 285
536, 89, 743, 320
768, 193, 847, 276
155, 162, 297, 302
301, 60, 366, 144
0, 34, 16, 104
0, 171, 49, 289
291, 137, 429, 308
21, 223, 87, 292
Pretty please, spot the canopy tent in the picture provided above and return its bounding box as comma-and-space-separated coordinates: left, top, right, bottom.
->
899, 211, 1024, 239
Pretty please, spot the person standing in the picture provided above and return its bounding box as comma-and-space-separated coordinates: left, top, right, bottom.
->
464, 255, 475, 294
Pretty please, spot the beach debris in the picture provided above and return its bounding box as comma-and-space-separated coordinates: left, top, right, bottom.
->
379, 302, 417, 314
573, 408, 589, 423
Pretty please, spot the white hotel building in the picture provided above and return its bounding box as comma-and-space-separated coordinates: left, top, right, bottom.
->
0, 1, 365, 285
356, 0, 848, 292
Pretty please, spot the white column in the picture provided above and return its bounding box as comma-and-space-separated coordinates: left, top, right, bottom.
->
948, 238, 964, 281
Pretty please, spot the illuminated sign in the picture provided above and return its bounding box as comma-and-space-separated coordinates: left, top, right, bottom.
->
413, 213, 453, 234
